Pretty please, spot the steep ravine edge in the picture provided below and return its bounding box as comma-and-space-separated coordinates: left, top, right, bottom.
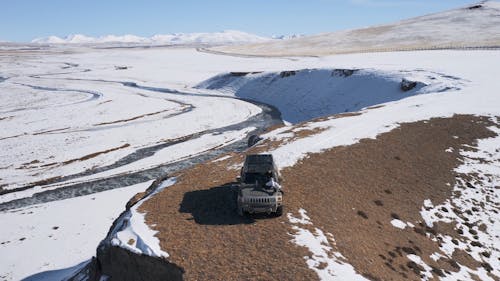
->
70, 176, 184, 281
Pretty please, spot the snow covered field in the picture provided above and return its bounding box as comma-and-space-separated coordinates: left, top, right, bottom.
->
0, 51, 264, 190
1, 45, 499, 280
0, 181, 151, 280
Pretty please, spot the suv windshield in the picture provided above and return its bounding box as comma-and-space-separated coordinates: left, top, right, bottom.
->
244, 173, 267, 185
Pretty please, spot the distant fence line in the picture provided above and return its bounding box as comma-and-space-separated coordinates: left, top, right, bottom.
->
198, 45, 500, 58
336, 45, 500, 55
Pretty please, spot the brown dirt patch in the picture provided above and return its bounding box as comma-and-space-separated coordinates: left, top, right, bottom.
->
32, 127, 70, 135
94, 110, 173, 126
0, 176, 63, 196
4, 143, 133, 190
280, 115, 497, 280
0, 133, 25, 141
141, 154, 316, 280
140, 114, 497, 280
365, 105, 385, 110
98, 100, 113, 106
278, 126, 328, 143
16, 159, 41, 169
299, 112, 362, 124
28, 176, 63, 188
62, 143, 130, 165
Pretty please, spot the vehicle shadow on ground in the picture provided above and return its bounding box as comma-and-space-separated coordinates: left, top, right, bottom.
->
179, 182, 275, 225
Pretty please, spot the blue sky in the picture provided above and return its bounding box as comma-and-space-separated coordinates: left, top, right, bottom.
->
1, 0, 478, 42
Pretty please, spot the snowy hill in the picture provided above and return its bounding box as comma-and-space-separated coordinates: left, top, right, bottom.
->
210, 1, 500, 56
31, 30, 272, 46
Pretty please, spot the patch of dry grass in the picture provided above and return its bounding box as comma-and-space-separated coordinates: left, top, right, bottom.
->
140, 114, 497, 280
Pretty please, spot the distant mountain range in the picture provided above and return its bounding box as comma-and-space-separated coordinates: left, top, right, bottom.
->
271, 34, 305, 40
31, 30, 273, 46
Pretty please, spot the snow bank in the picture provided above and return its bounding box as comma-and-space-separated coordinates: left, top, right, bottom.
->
109, 178, 175, 258
287, 209, 368, 281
